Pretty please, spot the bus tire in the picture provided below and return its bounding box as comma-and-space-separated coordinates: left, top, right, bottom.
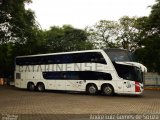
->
102, 84, 114, 96
86, 84, 98, 95
27, 82, 35, 91
37, 83, 45, 92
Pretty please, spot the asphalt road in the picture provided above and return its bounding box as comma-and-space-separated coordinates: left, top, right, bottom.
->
0, 85, 160, 120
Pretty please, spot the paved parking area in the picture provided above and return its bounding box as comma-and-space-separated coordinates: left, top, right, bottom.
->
0, 85, 160, 120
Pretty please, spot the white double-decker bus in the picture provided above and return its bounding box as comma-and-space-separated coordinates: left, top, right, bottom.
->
14, 49, 147, 95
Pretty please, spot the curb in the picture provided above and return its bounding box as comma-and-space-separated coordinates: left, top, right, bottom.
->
144, 88, 160, 91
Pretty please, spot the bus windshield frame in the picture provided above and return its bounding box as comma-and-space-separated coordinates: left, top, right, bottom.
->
113, 62, 143, 83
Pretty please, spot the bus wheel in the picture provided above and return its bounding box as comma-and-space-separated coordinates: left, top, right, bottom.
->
86, 84, 98, 95
102, 85, 114, 96
27, 82, 35, 91
37, 83, 45, 92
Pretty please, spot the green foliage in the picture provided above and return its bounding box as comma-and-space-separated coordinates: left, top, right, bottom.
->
86, 20, 120, 49
45, 25, 93, 52
118, 16, 140, 51
0, 0, 38, 77
0, 0, 36, 44
87, 17, 144, 51
134, 0, 160, 73
149, 0, 160, 32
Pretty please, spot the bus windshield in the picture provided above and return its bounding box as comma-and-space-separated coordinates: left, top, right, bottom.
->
113, 62, 143, 83
104, 49, 134, 62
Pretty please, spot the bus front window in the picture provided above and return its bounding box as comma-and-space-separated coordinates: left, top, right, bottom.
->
113, 63, 143, 83
104, 49, 134, 62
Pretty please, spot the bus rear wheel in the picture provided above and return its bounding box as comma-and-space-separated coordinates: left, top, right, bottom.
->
37, 83, 45, 92
86, 84, 98, 95
27, 82, 35, 91
102, 85, 114, 96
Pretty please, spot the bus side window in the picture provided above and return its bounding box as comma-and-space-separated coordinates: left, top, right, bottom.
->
62, 54, 73, 63
24, 58, 30, 65
54, 55, 61, 64
97, 72, 112, 80
94, 52, 106, 64
103, 73, 112, 80
16, 58, 23, 65
72, 53, 82, 63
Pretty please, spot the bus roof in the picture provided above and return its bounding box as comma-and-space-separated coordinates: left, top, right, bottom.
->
16, 48, 127, 58
16, 49, 104, 58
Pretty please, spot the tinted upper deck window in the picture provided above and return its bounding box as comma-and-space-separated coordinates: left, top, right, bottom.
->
16, 52, 107, 65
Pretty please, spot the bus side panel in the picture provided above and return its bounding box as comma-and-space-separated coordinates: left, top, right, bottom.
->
46, 80, 56, 90
55, 80, 66, 90
66, 80, 80, 91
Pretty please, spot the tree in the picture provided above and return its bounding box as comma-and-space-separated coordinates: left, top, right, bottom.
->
0, 0, 39, 77
144, 0, 160, 73
149, 0, 160, 33
134, 0, 160, 73
87, 17, 145, 51
118, 16, 141, 51
0, 0, 37, 44
86, 20, 120, 49
133, 17, 150, 47
45, 25, 93, 53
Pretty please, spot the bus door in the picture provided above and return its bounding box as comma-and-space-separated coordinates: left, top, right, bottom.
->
123, 80, 134, 93
116, 79, 134, 93
17, 72, 26, 88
